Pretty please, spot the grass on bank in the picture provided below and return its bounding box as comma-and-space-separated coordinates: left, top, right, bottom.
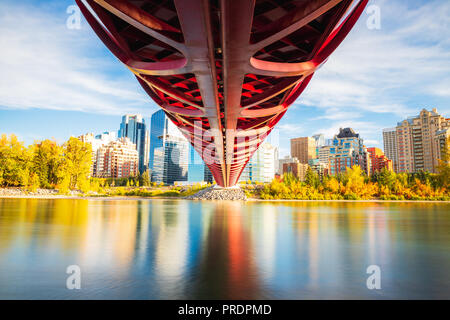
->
85, 182, 211, 198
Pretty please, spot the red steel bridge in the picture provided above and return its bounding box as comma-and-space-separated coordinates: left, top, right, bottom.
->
77, 0, 368, 187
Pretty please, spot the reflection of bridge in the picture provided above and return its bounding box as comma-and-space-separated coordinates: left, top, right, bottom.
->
77, 0, 368, 187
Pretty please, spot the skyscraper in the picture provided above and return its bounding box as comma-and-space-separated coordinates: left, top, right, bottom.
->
312, 133, 325, 158
118, 114, 149, 174
434, 129, 450, 161
291, 137, 317, 164
328, 128, 371, 176
394, 108, 449, 173
312, 134, 325, 147
382, 127, 398, 172
318, 145, 332, 165
187, 144, 213, 183
149, 110, 189, 184
240, 143, 276, 183
150, 110, 183, 171
152, 136, 189, 185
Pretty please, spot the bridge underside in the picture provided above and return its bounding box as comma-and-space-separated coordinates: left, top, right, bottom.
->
77, 0, 368, 187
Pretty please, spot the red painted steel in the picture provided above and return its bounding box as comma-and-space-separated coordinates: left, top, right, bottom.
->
77, 0, 368, 187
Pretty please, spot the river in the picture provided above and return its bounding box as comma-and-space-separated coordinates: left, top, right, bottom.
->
0, 198, 449, 299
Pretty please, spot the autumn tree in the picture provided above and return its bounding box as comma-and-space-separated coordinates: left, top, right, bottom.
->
342, 166, 365, 194
0, 134, 32, 187
32, 139, 64, 188
305, 167, 320, 188
61, 137, 92, 190
141, 169, 151, 187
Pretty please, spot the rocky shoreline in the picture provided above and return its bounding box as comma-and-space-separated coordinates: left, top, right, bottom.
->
1, 187, 448, 203
184, 186, 247, 201
0, 188, 80, 197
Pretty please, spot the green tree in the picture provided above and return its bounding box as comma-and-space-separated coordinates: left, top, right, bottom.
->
376, 167, 397, 191
141, 170, 151, 187
305, 167, 320, 188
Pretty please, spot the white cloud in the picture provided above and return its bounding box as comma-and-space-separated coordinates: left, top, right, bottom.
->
298, 0, 450, 116
279, 0, 450, 151
0, 2, 154, 116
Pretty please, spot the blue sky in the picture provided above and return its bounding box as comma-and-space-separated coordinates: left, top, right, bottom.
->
0, 0, 449, 156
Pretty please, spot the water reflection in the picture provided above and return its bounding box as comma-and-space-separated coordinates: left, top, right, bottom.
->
0, 199, 449, 299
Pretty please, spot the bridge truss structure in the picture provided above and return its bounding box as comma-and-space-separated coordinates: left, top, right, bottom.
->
77, 0, 368, 187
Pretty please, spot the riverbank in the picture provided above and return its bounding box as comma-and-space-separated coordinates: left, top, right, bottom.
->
1, 189, 449, 202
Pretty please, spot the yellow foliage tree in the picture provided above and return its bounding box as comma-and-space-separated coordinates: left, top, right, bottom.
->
61, 137, 92, 191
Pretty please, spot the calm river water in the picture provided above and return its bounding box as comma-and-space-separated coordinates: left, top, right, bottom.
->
0, 198, 449, 299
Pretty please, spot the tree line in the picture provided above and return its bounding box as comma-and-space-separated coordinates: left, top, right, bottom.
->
0, 134, 152, 193
259, 136, 450, 200
1, 133, 449, 200
0, 134, 92, 192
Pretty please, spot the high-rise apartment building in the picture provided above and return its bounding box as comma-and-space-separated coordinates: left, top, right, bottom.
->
434, 129, 449, 161
367, 147, 393, 173
382, 127, 398, 172
118, 114, 149, 174
328, 128, 371, 176
318, 145, 332, 165
291, 137, 317, 164
312, 133, 325, 158
240, 143, 276, 183
395, 108, 449, 173
78, 131, 117, 177
95, 138, 139, 178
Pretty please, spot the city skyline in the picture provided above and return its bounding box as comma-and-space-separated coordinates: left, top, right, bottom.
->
0, 0, 449, 158
0, 0, 449, 305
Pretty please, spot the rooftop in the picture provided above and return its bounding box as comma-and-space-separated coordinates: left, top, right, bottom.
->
336, 127, 359, 139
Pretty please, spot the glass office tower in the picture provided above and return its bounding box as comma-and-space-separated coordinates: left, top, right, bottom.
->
187, 144, 213, 183
150, 110, 188, 184
150, 109, 213, 184
239, 142, 276, 183
118, 114, 149, 174
152, 136, 189, 185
